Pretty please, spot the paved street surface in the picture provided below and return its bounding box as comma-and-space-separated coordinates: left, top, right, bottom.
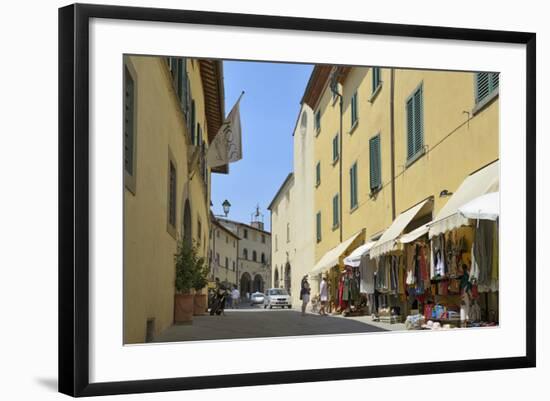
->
154, 304, 390, 343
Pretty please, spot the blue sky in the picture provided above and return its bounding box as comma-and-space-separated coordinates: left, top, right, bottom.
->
211, 60, 313, 231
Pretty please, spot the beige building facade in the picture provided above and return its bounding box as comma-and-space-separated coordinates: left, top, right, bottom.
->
123, 55, 226, 344
209, 217, 239, 287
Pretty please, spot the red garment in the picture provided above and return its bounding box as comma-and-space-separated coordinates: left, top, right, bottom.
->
419, 246, 429, 282
338, 279, 344, 308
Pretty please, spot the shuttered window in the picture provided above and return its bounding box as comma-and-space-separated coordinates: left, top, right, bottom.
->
168, 161, 177, 227
350, 162, 358, 209
315, 110, 321, 134
316, 212, 322, 242
372, 67, 381, 94
316, 161, 321, 187
351, 91, 358, 127
190, 100, 196, 145
369, 134, 382, 191
406, 85, 424, 162
332, 133, 339, 162
332, 194, 339, 228
124, 66, 135, 176
475, 72, 499, 104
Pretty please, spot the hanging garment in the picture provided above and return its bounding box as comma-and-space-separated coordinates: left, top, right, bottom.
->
470, 242, 479, 283
342, 276, 350, 301
405, 246, 416, 285
474, 220, 493, 291
490, 222, 499, 292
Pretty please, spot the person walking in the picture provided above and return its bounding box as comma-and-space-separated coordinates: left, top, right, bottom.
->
300, 275, 311, 316
319, 275, 329, 316
231, 286, 240, 309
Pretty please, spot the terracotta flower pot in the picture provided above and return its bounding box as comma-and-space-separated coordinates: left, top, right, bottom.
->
174, 293, 194, 323
193, 294, 208, 316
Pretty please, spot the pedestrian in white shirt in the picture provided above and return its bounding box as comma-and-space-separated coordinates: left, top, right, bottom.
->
231, 287, 240, 309
319, 276, 329, 316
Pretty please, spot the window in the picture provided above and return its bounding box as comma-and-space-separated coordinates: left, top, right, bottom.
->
216, 253, 219, 263
168, 161, 177, 227
369, 134, 382, 191
475, 72, 499, 104
406, 85, 424, 162
315, 110, 321, 134
225, 235, 228, 244
243, 248, 248, 259
225, 257, 228, 269
124, 66, 136, 178
190, 100, 196, 145
216, 229, 220, 238
275, 235, 278, 251
372, 67, 381, 94
316, 212, 322, 243
332, 133, 339, 163
350, 162, 358, 209
197, 219, 202, 240
243, 229, 248, 239
351, 91, 358, 127
315, 161, 321, 187
261, 234, 265, 244
253, 251, 257, 262
332, 193, 339, 229
232, 261, 235, 271
261, 253, 266, 264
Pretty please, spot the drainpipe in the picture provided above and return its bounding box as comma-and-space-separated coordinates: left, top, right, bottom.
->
390, 68, 396, 220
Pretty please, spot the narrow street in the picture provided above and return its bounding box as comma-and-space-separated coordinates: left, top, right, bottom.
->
154, 305, 389, 343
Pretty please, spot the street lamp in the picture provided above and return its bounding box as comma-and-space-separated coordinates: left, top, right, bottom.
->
222, 199, 231, 217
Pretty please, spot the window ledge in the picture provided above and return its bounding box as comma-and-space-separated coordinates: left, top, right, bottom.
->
369, 83, 383, 103
369, 186, 382, 198
315, 182, 321, 189
332, 156, 339, 166
332, 223, 340, 231
472, 89, 499, 116
349, 120, 359, 135
405, 148, 426, 169
315, 127, 321, 137
350, 204, 359, 214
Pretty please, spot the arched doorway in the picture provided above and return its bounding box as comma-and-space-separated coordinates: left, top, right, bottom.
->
274, 266, 279, 288
240, 272, 252, 297
284, 262, 291, 295
253, 274, 264, 293
183, 199, 192, 248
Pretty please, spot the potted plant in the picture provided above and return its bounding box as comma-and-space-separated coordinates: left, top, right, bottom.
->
191, 250, 209, 316
174, 240, 199, 323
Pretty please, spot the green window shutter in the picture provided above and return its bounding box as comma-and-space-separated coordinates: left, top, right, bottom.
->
372, 67, 381, 94
350, 163, 358, 209
316, 162, 321, 186
333, 194, 339, 227
169, 162, 177, 226
332, 134, 339, 161
475, 72, 490, 103
315, 110, 321, 132
124, 66, 135, 176
351, 92, 358, 126
406, 98, 414, 160
190, 100, 196, 145
369, 135, 381, 191
489, 72, 499, 92
316, 212, 322, 242
413, 87, 424, 155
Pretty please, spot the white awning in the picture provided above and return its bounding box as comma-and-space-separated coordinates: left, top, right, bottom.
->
458, 191, 499, 221
311, 231, 362, 275
429, 161, 499, 237
370, 199, 432, 258
399, 223, 431, 244
343, 241, 377, 267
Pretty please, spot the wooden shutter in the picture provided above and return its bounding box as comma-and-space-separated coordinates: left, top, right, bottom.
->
190, 100, 196, 145
350, 163, 358, 208
316, 162, 321, 186
333, 134, 339, 161
351, 92, 358, 125
406, 98, 414, 160
475, 72, 490, 103
315, 110, 321, 132
124, 66, 134, 175
413, 87, 423, 155
333, 194, 339, 227
372, 67, 380, 93
169, 162, 176, 226
490, 72, 499, 92
316, 212, 322, 242
369, 135, 381, 191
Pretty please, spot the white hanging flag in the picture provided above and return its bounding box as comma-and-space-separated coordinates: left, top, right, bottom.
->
207, 92, 244, 168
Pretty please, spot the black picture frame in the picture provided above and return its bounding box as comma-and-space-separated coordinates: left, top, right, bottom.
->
58, 3, 536, 397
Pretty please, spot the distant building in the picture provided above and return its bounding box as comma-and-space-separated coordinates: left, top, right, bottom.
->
209, 216, 239, 288
218, 215, 272, 296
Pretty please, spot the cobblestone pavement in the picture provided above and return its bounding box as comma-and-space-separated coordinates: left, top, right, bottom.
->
154, 304, 390, 343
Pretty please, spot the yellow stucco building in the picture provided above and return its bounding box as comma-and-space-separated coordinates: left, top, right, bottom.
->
123, 55, 226, 344
301, 65, 499, 295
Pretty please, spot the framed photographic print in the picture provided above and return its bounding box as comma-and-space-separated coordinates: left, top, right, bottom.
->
58, 2, 536, 397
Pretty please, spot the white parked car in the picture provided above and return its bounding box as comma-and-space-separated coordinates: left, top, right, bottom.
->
250, 291, 265, 305
264, 288, 292, 309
